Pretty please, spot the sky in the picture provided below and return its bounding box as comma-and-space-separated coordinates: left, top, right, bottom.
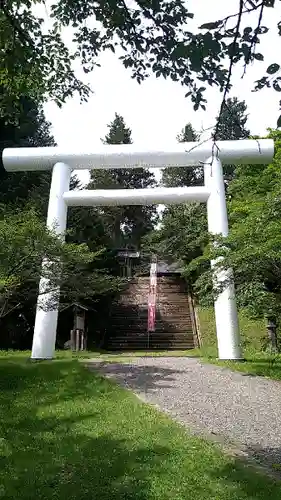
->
42, 0, 281, 184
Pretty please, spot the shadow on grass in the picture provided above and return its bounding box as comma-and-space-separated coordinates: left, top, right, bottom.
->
0, 358, 280, 499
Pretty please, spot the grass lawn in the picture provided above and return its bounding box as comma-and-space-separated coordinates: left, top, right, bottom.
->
195, 307, 267, 356
0, 351, 280, 499
190, 307, 281, 381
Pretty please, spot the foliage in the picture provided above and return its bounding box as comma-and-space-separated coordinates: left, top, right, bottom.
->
0, 97, 55, 215
89, 113, 157, 248
0, 98, 123, 347
148, 99, 252, 294
213, 97, 250, 184
162, 123, 202, 188
0, 208, 121, 319
188, 130, 281, 322
0, 2, 90, 119
145, 203, 207, 272
213, 97, 250, 142
1, 1, 281, 122
144, 121, 206, 272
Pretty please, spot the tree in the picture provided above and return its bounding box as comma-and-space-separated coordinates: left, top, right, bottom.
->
0, 208, 121, 345
213, 97, 250, 142
149, 122, 206, 275
186, 130, 281, 331
0, 97, 85, 218
144, 202, 207, 269
1, 1, 280, 124
0, 208, 119, 313
162, 122, 201, 188
0, 98, 56, 215
213, 97, 250, 183
89, 113, 157, 248
0, 102, 124, 347
103, 113, 132, 145
145, 100, 251, 295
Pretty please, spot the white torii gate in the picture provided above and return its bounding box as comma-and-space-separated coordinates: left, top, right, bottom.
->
2, 139, 274, 360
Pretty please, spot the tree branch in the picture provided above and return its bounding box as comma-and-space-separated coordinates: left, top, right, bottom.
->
1, 3, 36, 50
242, 0, 265, 77
213, 0, 244, 142
217, 1, 264, 31
119, 0, 138, 39
0, 301, 21, 319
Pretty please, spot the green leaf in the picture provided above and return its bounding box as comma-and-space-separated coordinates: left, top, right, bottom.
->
199, 20, 223, 30
273, 79, 281, 92
255, 26, 269, 34
267, 63, 280, 75
254, 53, 264, 61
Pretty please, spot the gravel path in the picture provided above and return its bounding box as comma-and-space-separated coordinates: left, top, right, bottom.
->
86, 357, 281, 469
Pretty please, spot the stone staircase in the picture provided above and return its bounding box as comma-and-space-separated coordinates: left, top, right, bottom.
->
105, 276, 197, 350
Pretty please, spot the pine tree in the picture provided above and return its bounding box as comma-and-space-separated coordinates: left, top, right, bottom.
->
162, 122, 202, 188
213, 97, 250, 184
176, 123, 198, 143
214, 97, 250, 141
89, 113, 157, 249
0, 98, 56, 214
103, 113, 132, 145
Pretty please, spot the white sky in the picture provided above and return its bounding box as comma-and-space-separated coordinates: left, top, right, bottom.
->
42, 0, 281, 184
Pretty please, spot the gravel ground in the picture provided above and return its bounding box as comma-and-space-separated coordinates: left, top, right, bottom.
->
86, 357, 281, 470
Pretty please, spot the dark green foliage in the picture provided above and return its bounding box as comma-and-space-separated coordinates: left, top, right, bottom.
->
1, 1, 280, 123
147, 101, 252, 310
213, 97, 250, 184
102, 113, 132, 145
0, 98, 55, 215
0, 101, 122, 348
162, 123, 203, 188
214, 97, 250, 142
90, 113, 157, 249
189, 130, 281, 326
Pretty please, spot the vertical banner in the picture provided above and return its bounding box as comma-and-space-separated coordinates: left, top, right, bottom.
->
148, 262, 157, 332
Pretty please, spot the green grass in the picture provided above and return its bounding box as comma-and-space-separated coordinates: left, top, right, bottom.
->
0, 351, 280, 499
195, 307, 267, 356
190, 307, 281, 381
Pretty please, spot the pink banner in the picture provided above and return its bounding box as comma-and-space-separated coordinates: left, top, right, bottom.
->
147, 261, 157, 332
148, 303, 156, 332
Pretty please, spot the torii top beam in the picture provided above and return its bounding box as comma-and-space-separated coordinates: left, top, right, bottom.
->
2, 139, 274, 172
